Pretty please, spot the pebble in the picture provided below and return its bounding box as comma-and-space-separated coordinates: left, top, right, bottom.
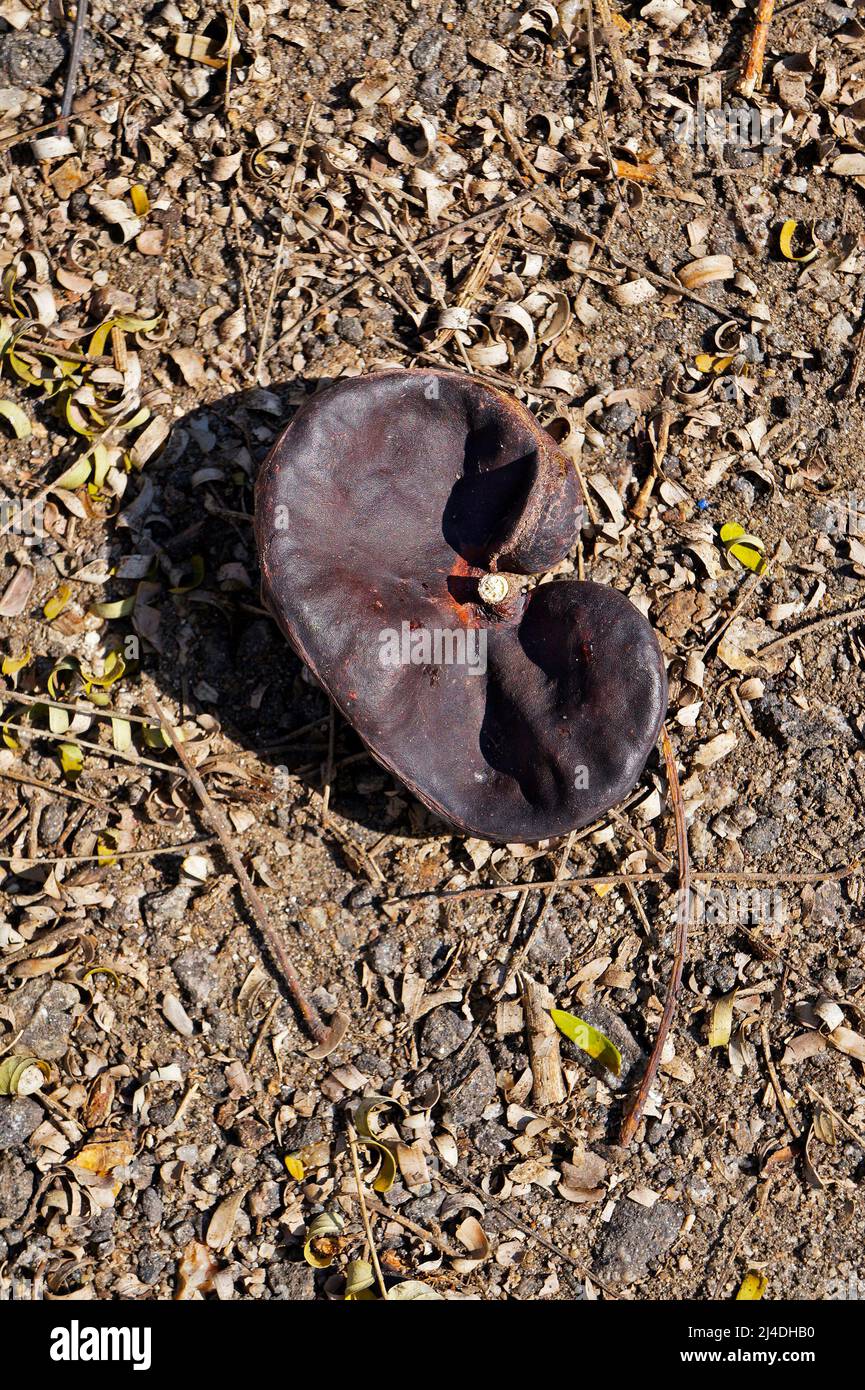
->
146, 882, 193, 933
437, 1042, 495, 1123
39, 800, 67, 845
0, 1097, 41, 1151
369, 936, 402, 976
828, 312, 854, 344
602, 402, 637, 434
137, 1250, 168, 1285
0, 1153, 34, 1222
17, 982, 79, 1061
527, 907, 572, 967
140, 1187, 164, 1226
0, 34, 65, 85
420, 1007, 472, 1059
172, 946, 219, 1006
268, 1262, 315, 1299
594, 1199, 684, 1285
741, 815, 782, 857
335, 315, 364, 345
410, 29, 445, 72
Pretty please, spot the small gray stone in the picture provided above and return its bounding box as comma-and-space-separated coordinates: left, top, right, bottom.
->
17, 981, 79, 1060
0, 1153, 34, 1223
741, 815, 781, 857
602, 402, 637, 434
283, 1118, 324, 1150
594, 1199, 683, 1284
403, 1191, 444, 1225
0, 34, 65, 85
527, 908, 571, 968
828, 312, 854, 344
369, 936, 401, 976
249, 1180, 281, 1218
140, 1187, 163, 1226
146, 882, 192, 933
39, 800, 67, 845
137, 1250, 168, 1285
268, 1261, 315, 1299
172, 946, 219, 1005
411, 29, 445, 72
420, 1007, 472, 1060
335, 315, 363, 345
0, 1097, 41, 1151
436, 1043, 495, 1123
470, 1120, 512, 1160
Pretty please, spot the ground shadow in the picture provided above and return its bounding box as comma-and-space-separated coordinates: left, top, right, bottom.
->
111, 377, 456, 851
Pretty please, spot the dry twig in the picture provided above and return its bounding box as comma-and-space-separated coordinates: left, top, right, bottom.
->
738, 0, 776, 99
619, 725, 689, 1146
146, 693, 329, 1045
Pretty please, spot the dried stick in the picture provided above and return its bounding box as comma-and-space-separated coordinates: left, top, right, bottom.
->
760, 1022, 800, 1140
521, 974, 566, 1107
619, 725, 689, 1146
596, 0, 642, 110
224, 0, 241, 113
253, 99, 315, 383
586, 1, 621, 192
146, 693, 327, 1044
347, 1120, 389, 1300
738, 0, 776, 99
59, 0, 90, 125
754, 603, 865, 659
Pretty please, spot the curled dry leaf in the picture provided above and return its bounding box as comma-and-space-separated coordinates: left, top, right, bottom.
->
175, 1241, 220, 1300
611, 277, 658, 308
693, 731, 737, 767
206, 1189, 246, 1251
0, 1054, 51, 1095
677, 255, 735, 289
303, 1209, 345, 1268
468, 39, 510, 72
708, 988, 737, 1049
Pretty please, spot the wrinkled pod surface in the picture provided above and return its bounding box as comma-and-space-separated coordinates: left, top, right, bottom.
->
255, 369, 668, 842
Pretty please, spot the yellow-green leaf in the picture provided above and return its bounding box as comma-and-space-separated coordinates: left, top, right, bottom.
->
389, 1281, 445, 1301
0, 1055, 51, 1095
720, 521, 768, 575
170, 554, 205, 593
355, 1134, 397, 1193
88, 596, 136, 620
779, 219, 818, 264
82, 965, 121, 987
550, 1008, 622, 1076
82, 651, 125, 691
111, 717, 133, 754
303, 1210, 344, 1269
53, 457, 92, 491
709, 988, 737, 1049
284, 1154, 305, 1182
43, 584, 72, 621
130, 184, 150, 216
344, 1259, 376, 1300
114, 313, 162, 334
0, 398, 31, 439
2, 647, 32, 676
59, 741, 83, 780
96, 835, 119, 866
736, 1272, 767, 1300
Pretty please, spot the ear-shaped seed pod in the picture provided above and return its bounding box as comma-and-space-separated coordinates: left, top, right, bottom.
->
255, 369, 667, 842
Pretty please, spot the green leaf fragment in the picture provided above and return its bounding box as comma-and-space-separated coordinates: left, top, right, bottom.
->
550, 1008, 622, 1076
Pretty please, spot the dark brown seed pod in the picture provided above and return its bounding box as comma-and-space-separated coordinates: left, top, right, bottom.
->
255, 368, 667, 842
